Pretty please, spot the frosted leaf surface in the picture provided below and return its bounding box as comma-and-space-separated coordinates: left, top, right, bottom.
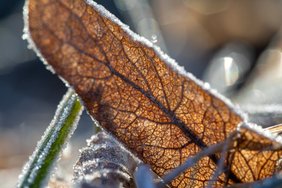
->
73, 132, 140, 188
24, 0, 282, 187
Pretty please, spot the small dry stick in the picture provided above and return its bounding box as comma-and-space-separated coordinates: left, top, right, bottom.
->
157, 133, 237, 188
207, 135, 234, 188
134, 165, 156, 188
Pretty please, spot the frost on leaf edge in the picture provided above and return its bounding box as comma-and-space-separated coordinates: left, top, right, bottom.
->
239, 122, 282, 146
23, 0, 247, 122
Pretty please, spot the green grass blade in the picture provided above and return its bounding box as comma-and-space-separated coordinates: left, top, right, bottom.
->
17, 89, 83, 188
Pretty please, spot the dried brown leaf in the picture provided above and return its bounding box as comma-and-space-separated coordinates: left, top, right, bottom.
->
229, 123, 282, 183
73, 132, 139, 188
25, 0, 282, 187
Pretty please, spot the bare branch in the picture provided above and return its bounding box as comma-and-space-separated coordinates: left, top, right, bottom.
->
207, 135, 233, 188
134, 165, 156, 188
157, 133, 237, 188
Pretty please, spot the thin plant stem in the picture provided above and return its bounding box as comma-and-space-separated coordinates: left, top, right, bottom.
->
17, 89, 83, 188
157, 133, 237, 188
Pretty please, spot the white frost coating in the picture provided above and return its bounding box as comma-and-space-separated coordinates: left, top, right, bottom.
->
239, 122, 282, 145
151, 34, 158, 43
84, 127, 142, 167
87, 132, 142, 165
23, 0, 53, 73
23, 0, 73, 89
83, 0, 247, 121
17, 90, 83, 188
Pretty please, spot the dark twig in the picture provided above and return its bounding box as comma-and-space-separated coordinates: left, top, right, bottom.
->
134, 165, 156, 188
157, 133, 237, 188
207, 135, 233, 188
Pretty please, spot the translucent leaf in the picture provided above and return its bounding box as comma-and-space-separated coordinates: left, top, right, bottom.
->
24, 0, 282, 187
230, 123, 282, 183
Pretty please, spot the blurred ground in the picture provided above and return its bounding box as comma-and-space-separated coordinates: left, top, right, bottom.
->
1, 0, 282, 187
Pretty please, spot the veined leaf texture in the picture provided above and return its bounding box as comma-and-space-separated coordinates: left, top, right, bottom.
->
25, 0, 282, 187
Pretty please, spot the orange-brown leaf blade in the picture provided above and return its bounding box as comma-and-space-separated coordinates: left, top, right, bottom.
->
25, 0, 249, 187
231, 123, 282, 182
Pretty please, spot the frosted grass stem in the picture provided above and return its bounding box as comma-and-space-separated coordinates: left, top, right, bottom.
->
17, 89, 83, 188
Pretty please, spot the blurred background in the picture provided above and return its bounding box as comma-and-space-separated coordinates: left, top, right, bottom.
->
1, 0, 282, 187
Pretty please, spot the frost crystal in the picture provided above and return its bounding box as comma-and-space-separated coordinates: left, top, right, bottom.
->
151, 34, 158, 43
239, 122, 282, 146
